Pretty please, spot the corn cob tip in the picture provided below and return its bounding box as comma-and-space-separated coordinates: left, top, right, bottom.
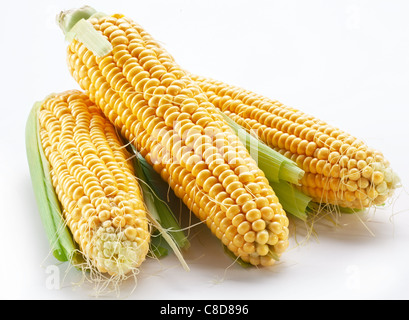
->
91, 221, 150, 276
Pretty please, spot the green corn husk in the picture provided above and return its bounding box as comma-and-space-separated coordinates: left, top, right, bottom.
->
128, 146, 191, 255
270, 181, 311, 221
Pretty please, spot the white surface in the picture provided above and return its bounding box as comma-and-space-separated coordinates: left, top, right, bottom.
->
1, 0, 409, 300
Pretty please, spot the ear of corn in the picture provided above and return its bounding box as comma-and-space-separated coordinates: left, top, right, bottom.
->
27, 90, 191, 277
32, 90, 153, 276
191, 75, 401, 210
58, 7, 290, 266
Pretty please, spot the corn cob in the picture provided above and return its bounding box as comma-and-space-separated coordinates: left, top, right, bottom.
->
191, 75, 400, 209
58, 7, 290, 266
35, 90, 151, 276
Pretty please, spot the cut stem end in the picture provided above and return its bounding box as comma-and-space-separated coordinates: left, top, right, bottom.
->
57, 6, 97, 35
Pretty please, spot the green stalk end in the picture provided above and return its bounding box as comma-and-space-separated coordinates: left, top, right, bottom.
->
57, 6, 97, 35
56, 6, 113, 57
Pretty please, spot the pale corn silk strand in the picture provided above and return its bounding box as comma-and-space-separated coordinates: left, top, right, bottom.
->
65, 13, 290, 267
190, 75, 401, 211
38, 91, 151, 287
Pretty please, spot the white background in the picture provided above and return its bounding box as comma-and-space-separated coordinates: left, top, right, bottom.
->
1, 0, 408, 300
